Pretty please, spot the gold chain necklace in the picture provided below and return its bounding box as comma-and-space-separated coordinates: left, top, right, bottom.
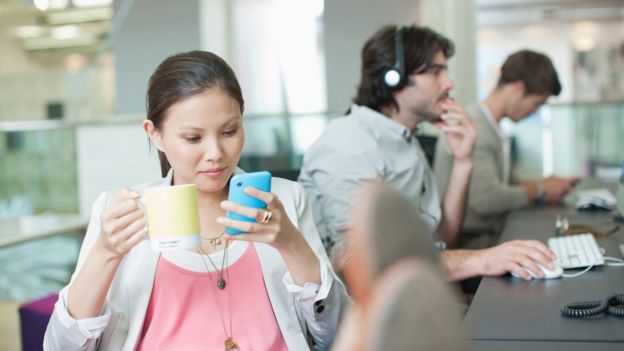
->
199, 236, 228, 289
197, 243, 239, 350
203, 230, 226, 250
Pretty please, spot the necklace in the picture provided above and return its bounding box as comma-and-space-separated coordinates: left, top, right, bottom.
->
198, 241, 228, 289
203, 230, 226, 250
197, 242, 239, 350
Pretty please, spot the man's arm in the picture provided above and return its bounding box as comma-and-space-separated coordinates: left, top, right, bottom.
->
432, 100, 477, 246
437, 159, 472, 246
440, 240, 557, 281
518, 176, 579, 204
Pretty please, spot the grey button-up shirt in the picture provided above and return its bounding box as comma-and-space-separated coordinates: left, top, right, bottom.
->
299, 104, 441, 256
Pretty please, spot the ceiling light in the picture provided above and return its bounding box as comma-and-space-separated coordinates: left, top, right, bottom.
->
32, 0, 68, 11
573, 37, 596, 52
22, 36, 99, 50
15, 26, 46, 39
46, 7, 112, 25
51, 25, 81, 39
571, 21, 600, 52
72, 0, 113, 8
50, 0, 69, 9
34, 0, 50, 11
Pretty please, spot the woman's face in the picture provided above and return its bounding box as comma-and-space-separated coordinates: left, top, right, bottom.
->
148, 88, 244, 194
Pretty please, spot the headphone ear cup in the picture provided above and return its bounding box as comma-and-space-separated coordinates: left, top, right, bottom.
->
383, 68, 405, 90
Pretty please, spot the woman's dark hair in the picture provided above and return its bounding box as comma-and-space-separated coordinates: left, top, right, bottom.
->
146, 50, 244, 177
354, 25, 454, 113
497, 50, 561, 96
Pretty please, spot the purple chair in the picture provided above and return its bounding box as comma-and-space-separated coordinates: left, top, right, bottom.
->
19, 294, 58, 351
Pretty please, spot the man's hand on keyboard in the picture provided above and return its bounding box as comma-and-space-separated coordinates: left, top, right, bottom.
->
478, 240, 557, 280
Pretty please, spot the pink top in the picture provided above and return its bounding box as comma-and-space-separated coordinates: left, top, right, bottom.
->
137, 243, 288, 351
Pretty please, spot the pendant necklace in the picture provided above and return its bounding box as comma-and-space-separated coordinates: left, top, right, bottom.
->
197, 242, 239, 350
199, 232, 228, 289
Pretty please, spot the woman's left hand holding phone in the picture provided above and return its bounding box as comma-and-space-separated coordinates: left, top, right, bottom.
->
217, 187, 321, 285
217, 187, 297, 250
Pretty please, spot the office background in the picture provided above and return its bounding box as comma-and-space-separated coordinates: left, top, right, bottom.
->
0, 0, 623, 349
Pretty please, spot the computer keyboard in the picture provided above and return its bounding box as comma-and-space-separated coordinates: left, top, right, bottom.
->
548, 233, 604, 269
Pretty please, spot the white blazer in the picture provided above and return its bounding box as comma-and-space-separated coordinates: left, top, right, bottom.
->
44, 171, 346, 351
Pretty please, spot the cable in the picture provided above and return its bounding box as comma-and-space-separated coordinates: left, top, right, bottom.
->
562, 264, 594, 278
604, 256, 624, 267
561, 294, 624, 318
561, 252, 624, 278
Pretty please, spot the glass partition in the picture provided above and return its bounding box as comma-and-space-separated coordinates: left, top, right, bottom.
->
1, 104, 622, 214
0, 123, 78, 216
513, 101, 624, 179
0, 113, 334, 214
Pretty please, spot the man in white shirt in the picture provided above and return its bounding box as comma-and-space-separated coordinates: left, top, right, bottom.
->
435, 50, 579, 249
299, 26, 557, 281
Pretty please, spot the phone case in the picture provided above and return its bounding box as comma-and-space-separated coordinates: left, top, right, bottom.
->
226, 171, 272, 235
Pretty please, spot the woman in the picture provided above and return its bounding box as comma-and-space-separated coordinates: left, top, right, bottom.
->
44, 51, 345, 351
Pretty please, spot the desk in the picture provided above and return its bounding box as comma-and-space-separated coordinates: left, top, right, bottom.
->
472, 340, 624, 351
463, 208, 624, 349
0, 214, 88, 248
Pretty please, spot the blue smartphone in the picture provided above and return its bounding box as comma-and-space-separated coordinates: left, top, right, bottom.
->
225, 171, 272, 235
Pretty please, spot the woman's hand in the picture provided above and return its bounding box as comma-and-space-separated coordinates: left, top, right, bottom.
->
217, 186, 320, 285
68, 187, 147, 319
217, 187, 300, 250
95, 187, 147, 261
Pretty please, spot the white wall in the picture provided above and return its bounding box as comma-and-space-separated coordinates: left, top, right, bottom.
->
423, 0, 477, 106
323, 0, 423, 112
113, 0, 202, 115
199, 0, 231, 61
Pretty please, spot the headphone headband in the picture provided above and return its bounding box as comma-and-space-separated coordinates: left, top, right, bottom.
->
383, 26, 406, 90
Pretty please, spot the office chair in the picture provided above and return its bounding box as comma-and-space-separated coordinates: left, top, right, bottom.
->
416, 134, 437, 168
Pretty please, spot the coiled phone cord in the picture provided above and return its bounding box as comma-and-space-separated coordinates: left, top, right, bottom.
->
561, 294, 624, 318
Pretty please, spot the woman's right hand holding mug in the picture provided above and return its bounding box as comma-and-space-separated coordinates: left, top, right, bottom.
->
96, 187, 147, 260
67, 187, 147, 320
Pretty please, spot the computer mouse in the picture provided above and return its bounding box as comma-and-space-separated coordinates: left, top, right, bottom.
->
577, 202, 611, 212
511, 264, 563, 279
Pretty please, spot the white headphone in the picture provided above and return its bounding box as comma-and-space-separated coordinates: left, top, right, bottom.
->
382, 26, 406, 90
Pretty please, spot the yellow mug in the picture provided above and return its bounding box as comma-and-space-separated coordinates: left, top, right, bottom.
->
144, 184, 201, 251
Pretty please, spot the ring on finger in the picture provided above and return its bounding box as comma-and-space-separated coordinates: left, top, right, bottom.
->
260, 209, 273, 224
